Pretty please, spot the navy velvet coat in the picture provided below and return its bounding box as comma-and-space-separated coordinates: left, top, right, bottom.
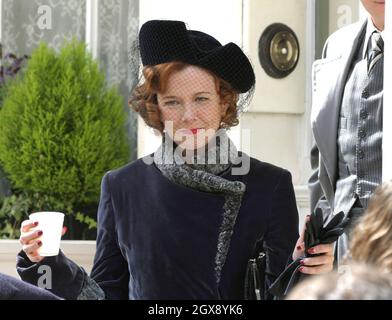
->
17, 153, 299, 300
0, 273, 60, 300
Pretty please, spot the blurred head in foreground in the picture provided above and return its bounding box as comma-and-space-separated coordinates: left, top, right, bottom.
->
286, 263, 392, 300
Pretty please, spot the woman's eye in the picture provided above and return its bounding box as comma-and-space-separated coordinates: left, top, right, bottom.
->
196, 97, 208, 102
164, 100, 179, 106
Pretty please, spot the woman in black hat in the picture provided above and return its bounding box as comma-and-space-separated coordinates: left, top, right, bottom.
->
17, 20, 334, 300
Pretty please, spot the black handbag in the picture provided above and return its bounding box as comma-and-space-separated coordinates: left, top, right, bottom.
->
244, 240, 266, 300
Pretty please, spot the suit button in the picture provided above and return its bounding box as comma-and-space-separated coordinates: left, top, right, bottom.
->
360, 110, 368, 119
358, 150, 365, 159
362, 90, 370, 99
359, 130, 366, 139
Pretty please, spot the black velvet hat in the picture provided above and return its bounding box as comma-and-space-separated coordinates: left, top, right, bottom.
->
138, 20, 255, 93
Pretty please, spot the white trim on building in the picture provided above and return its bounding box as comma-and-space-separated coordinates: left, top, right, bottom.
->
86, 0, 99, 59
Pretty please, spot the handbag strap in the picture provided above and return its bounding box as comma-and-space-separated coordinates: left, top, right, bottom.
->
244, 239, 267, 300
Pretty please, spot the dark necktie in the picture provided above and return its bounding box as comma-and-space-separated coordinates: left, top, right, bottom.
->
367, 31, 384, 75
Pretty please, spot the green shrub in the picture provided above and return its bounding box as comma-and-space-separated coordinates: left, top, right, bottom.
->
0, 194, 29, 239
0, 44, 30, 202
0, 39, 130, 238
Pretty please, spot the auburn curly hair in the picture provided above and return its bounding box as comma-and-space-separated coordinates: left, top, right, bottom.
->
129, 61, 240, 134
349, 181, 392, 272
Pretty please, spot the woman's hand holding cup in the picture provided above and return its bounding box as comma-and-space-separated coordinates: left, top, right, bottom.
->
19, 212, 67, 263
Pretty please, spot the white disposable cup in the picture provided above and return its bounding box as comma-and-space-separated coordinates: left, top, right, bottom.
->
28, 211, 65, 256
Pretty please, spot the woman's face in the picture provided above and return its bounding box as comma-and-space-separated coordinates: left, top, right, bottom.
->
157, 65, 228, 150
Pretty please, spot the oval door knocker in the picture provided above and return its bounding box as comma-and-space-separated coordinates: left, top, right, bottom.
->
259, 23, 300, 79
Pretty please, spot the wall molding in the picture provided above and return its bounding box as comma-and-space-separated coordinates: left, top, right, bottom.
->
294, 184, 310, 208
86, 0, 98, 58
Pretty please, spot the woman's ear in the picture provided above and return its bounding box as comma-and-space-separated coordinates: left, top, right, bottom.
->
221, 102, 229, 117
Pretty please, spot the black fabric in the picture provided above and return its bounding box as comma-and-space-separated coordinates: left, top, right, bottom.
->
0, 273, 61, 300
16, 250, 85, 300
269, 208, 349, 298
244, 239, 266, 300
138, 20, 255, 93
17, 154, 299, 300
154, 131, 245, 287
344, 206, 365, 238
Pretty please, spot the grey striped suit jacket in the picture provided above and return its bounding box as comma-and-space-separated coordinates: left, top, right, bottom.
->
309, 19, 368, 217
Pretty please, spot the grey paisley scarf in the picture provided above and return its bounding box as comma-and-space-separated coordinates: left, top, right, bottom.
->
77, 130, 246, 300
154, 130, 246, 286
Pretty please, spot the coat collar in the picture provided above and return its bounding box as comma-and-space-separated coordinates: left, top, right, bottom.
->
153, 130, 246, 290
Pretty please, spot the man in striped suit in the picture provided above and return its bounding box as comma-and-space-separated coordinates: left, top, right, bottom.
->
309, 0, 385, 269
